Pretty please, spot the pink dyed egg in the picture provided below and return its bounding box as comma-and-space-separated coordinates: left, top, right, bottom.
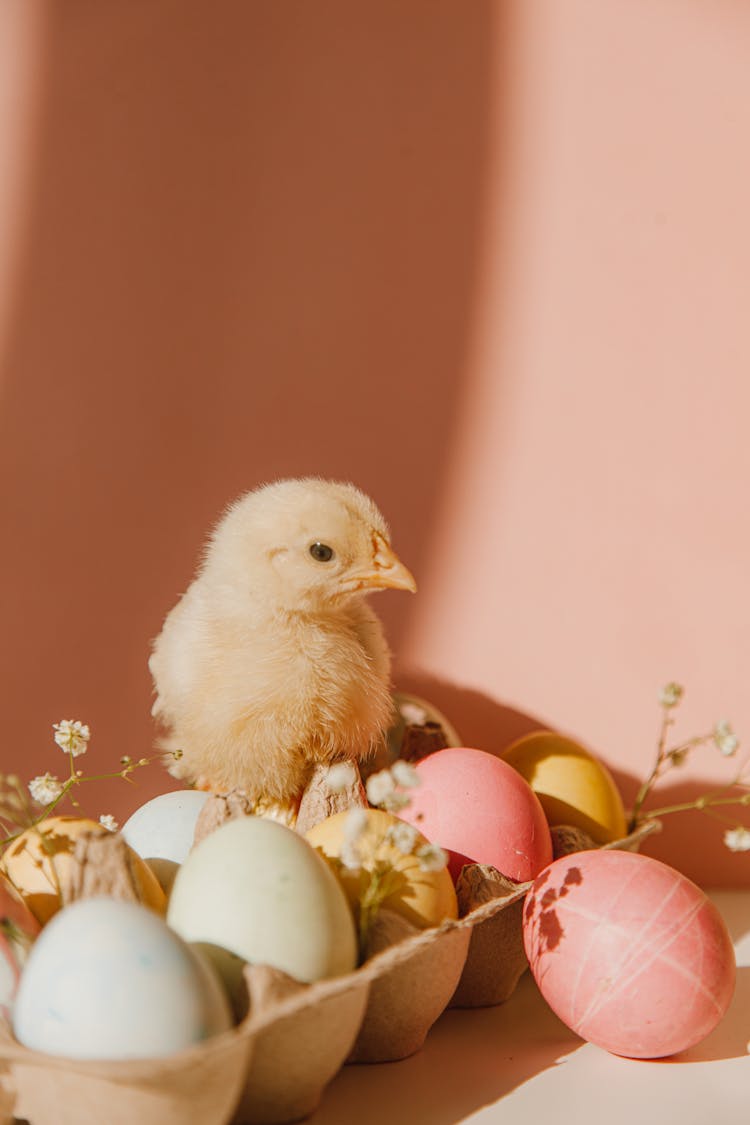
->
0, 872, 40, 1021
523, 849, 735, 1058
397, 747, 553, 882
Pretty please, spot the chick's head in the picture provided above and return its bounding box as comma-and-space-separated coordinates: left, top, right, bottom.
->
203, 478, 416, 613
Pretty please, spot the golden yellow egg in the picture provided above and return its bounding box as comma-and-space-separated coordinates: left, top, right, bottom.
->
305, 808, 457, 931
1, 816, 166, 925
501, 731, 627, 845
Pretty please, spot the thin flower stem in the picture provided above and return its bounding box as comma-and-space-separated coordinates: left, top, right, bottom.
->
643, 792, 750, 820
629, 708, 673, 830
628, 726, 719, 832
0, 757, 159, 852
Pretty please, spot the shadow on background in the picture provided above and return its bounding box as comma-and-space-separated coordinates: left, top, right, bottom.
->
393, 671, 750, 887
396, 670, 549, 753
0, 1, 504, 822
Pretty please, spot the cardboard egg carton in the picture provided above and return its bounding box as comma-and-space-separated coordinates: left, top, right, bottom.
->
0, 819, 660, 1125
0, 760, 660, 1125
0, 919, 466, 1125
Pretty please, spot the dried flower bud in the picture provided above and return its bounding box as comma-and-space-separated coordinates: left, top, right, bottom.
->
714, 720, 739, 757
659, 683, 684, 709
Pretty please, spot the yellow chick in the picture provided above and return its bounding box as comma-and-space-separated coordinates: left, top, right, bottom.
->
149, 478, 416, 808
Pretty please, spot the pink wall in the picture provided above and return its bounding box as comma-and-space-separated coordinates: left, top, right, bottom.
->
0, 1, 748, 886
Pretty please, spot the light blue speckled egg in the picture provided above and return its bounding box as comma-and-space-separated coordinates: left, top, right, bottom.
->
121, 790, 210, 894
13, 897, 232, 1058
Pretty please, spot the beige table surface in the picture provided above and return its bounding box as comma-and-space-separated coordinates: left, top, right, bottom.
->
310, 891, 749, 1125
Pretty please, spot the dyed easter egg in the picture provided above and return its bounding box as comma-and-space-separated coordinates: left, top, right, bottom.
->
523, 849, 736, 1058
306, 808, 457, 932
397, 747, 553, 882
13, 897, 232, 1058
0, 873, 40, 1020
1, 816, 166, 924
122, 789, 209, 893
168, 816, 357, 990
502, 731, 627, 844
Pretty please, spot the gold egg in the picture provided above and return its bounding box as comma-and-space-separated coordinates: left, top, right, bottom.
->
1, 816, 166, 924
306, 808, 457, 932
501, 731, 627, 845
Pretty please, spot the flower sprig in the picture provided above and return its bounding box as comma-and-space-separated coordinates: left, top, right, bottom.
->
0, 720, 168, 853
325, 760, 447, 956
629, 684, 750, 850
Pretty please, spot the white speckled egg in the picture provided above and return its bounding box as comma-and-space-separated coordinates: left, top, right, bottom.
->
122, 790, 210, 893
13, 897, 232, 1059
167, 816, 357, 984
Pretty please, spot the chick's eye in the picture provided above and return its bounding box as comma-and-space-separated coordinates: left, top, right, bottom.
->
309, 541, 334, 563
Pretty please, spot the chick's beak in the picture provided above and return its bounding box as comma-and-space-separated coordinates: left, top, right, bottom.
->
348, 533, 417, 593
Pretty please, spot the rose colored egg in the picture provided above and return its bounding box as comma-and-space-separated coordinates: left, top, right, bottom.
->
397, 747, 553, 882
523, 849, 736, 1058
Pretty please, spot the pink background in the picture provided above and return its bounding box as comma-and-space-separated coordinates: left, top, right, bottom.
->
0, 1, 748, 887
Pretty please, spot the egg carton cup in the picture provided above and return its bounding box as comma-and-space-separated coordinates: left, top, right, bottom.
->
0, 1020, 252, 1125
348, 912, 471, 1063
232, 910, 471, 1119
233, 961, 370, 1125
450, 818, 661, 1009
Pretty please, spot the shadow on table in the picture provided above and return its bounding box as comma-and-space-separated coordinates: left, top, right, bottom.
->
311, 973, 581, 1125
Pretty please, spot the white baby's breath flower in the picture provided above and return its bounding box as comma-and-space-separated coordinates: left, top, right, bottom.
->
28, 773, 64, 806
714, 720, 739, 757
399, 702, 428, 726
659, 683, 684, 709
386, 821, 419, 855
99, 814, 119, 832
723, 826, 750, 853
415, 842, 448, 872
343, 806, 368, 842
53, 719, 91, 757
366, 769, 396, 808
340, 807, 368, 871
390, 760, 420, 789
325, 762, 357, 792
380, 790, 411, 813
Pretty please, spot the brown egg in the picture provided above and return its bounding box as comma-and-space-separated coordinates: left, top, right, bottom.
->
1, 816, 166, 924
